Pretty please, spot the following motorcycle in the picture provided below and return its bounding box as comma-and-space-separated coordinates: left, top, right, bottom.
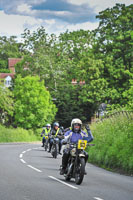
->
51, 136, 59, 158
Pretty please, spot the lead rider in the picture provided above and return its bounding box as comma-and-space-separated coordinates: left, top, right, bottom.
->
60, 118, 94, 175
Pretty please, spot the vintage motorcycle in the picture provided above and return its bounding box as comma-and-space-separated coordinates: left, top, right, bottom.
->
61, 140, 90, 185
51, 136, 59, 159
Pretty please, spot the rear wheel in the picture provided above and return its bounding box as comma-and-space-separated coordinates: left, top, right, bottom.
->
75, 158, 85, 185
44, 144, 47, 151
65, 176, 71, 181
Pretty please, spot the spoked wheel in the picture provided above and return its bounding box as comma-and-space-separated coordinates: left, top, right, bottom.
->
65, 176, 71, 181
53, 144, 57, 158
44, 144, 47, 151
75, 158, 85, 185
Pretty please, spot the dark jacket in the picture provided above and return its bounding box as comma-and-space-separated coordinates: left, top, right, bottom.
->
49, 128, 64, 139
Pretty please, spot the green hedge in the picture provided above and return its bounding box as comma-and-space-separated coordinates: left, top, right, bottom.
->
0, 125, 41, 143
88, 113, 133, 175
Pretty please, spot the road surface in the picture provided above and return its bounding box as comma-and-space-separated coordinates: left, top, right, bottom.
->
0, 143, 133, 200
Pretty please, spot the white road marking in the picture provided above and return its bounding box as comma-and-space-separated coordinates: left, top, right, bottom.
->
22, 151, 26, 154
49, 176, 78, 190
20, 159, 26, 164
19, 154, 23, 158
27, 165, 42, 172
26, 149, 31, 152
94, 197, 104, 200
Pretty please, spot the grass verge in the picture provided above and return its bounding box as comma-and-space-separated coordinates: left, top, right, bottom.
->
88, 113, 133, 176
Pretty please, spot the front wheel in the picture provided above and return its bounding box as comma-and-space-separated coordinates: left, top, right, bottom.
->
53, 144, 58, 158
75, 158, 85, 185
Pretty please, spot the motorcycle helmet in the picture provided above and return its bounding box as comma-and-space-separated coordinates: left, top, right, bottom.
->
71, 118, 82, 132
53, 122, 59, 127
46, 124, 51, 129
46, 124, 51, 127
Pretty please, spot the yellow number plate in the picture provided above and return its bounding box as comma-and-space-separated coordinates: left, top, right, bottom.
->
78, 140, 87, 150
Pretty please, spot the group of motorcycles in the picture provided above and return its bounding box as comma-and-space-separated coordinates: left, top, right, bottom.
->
43, 136, 93, 185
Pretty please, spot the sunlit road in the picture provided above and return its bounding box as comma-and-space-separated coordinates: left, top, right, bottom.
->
0, 143, 133, 200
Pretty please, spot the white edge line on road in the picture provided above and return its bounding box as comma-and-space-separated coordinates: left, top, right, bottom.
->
27, 165, 42, 172
20, 159, 26, 164
94, 197, 104, 200
49, 176, 78, 190
19, 154, 23, 158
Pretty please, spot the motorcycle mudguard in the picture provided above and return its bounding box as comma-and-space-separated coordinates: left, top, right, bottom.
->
79, 153, 85, 157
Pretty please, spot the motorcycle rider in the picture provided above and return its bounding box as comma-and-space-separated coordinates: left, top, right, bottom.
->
60, 118, 93, 175
48, 122, 64, 154
41, 124, 51, 147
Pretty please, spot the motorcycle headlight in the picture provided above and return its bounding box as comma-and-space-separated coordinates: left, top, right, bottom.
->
71, 148, 76, 156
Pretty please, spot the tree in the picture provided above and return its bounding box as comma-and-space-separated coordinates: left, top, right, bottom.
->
93, 3, 133, 107
0, 36, 23, 70
123, 79, 133, 109
0, 87, 14, 125
17, 27, 68, 91
13, 75, 57, 129
56, 30, 108, 123
18, 28, 110, 125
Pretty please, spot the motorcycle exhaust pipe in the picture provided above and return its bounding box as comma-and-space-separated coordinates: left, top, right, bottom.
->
67, 163, 73, 176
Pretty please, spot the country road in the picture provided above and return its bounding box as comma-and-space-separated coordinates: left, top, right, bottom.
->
0, 143, 133, 200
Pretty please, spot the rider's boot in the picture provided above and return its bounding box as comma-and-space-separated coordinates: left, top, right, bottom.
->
41, 143, 44, 147
60, 166, 66, 175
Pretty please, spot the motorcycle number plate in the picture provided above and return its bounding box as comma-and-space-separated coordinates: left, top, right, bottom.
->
78, 140, 87, 149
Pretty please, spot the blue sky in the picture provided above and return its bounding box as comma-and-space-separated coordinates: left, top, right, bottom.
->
0, 0, 132, 40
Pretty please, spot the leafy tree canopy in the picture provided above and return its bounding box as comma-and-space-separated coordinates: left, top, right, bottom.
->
0, 36, 24, 70
0, 86, 14, 125
13, 75, 57, 129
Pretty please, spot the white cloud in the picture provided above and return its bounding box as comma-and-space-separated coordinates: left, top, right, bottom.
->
44, 19, 99, 36
0, 10, 42, 40
17, 3, 36, 15
63, 21, 99, 32
0, 0, 132, 39
44, 19, 55, 25
67, 0, 133, 13
66, 0, 88, 6
88, 0, 133, 13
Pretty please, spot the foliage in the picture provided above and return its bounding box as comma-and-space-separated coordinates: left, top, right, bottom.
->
0, 69, 11, 73
0, 124, 40, 142
88, 113, 133, 175
0, 36, 23, 69
0, 86, 14, 125
1, 3, 132, 127
94, 3, 133, 107
123, 79, 133, 109
13, 75, 57, 129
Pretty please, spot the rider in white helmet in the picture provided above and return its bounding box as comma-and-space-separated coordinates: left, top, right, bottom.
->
60, 118, 93, 175
41, 124, 51, 147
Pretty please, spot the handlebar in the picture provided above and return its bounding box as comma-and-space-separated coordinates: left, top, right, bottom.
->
87, 143, 95, 146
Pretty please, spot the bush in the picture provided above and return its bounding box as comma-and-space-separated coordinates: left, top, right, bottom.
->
0, 125, 40, 143
87, 112, 133, 175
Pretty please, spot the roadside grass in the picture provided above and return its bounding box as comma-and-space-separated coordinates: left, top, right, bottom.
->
88, 113, 133, 175
0, 125, 41, 143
